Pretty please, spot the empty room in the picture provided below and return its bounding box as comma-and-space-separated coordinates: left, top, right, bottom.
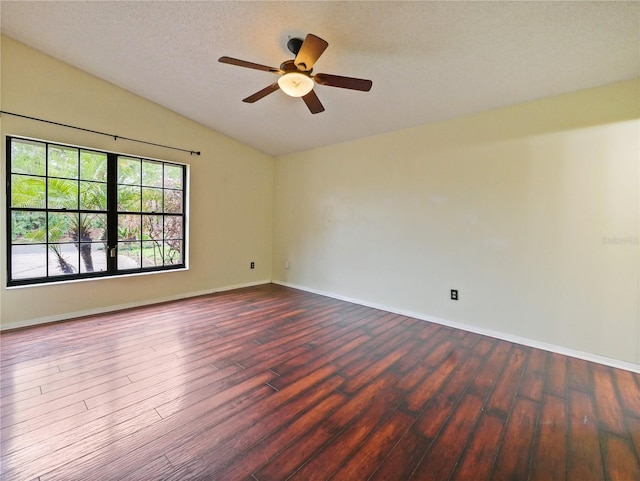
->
1, 1, 639, 480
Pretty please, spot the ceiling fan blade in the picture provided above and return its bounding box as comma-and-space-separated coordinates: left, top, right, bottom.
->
314, 73, 372, 92
219, 56, 281, 73
294, 34, 329, 71
302, 89, 325, 114
243, 83, 280, 103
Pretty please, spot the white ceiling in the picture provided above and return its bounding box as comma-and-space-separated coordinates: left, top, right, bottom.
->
1, 1, 638, 156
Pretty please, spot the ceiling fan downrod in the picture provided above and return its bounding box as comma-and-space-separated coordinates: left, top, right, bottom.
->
287, 37, 304, 56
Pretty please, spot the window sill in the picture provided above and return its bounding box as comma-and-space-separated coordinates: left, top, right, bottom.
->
6, 266, 189, 290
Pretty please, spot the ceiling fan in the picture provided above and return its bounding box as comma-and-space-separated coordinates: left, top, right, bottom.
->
219, 33, 372, 114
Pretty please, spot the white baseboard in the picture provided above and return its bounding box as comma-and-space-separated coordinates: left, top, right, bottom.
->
1, 279, 272, 332
273, 280, 640, 374
6, 277, 638, 374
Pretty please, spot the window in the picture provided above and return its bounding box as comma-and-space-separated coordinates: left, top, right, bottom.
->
7, 137, 187, 286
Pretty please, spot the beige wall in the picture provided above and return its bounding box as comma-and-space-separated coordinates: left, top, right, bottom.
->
1, 36, 274, 326
273, 79, 640, 365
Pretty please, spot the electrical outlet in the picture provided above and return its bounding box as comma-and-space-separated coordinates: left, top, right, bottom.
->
285, 260, 290, 269
451, 289, 458, 300
250, 261, 255, 269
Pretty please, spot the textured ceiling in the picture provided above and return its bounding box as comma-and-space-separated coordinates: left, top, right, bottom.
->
1, 1, 638, 156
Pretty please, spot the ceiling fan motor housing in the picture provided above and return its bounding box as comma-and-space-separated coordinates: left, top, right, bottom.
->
280, 59, 309, 74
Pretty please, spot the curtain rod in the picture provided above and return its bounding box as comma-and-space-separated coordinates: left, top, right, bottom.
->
0, 110, 201, 156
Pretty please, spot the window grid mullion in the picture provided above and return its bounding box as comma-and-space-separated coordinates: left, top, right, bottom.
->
45, 141, 50, 278
75, 148, 81, 271
107, 153, 118, 274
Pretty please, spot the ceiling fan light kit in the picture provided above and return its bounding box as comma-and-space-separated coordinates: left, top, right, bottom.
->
219, 33, 372, 114
277, 72, 314, 97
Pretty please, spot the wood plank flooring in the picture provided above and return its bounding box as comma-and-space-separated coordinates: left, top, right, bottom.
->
1, 283, 639, 480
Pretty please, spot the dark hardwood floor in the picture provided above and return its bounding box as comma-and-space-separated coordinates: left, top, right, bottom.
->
1, 283, 639, 480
